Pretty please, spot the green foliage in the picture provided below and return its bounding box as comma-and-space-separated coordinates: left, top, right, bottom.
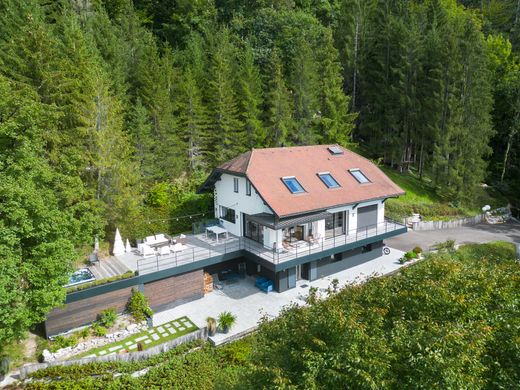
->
97, 308, 117, 328
25, 243, 520, 389
217, 311, 236, 331
78, 327, 90, 339
92, 324, 107, 337
127, 289, 153, 323
413, 246, 423, 254
50, 335, 78, 352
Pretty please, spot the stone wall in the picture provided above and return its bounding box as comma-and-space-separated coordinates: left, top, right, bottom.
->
19, 328, 207, 380
410, 207, 510, 231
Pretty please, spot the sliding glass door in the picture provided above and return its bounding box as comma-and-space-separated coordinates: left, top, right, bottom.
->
325, 211, 346, 238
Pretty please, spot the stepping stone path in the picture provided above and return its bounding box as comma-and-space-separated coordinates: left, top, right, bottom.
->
87, 316, 197, 357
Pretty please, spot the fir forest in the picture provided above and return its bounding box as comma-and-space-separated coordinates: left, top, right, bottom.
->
0, 0, 520, 388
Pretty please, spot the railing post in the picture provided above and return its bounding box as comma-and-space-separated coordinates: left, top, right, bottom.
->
156, 254, 159, 271
192, 248, 195, 263
175, 251, 178, 267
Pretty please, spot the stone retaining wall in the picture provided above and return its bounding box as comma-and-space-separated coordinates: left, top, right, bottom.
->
410, 207, 510, 231
19, 327, 207, 380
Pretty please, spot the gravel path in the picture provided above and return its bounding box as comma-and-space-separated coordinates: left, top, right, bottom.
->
386, 221, 520, 252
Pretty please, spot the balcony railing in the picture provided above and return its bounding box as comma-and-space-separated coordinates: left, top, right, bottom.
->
136, 219, 406, 275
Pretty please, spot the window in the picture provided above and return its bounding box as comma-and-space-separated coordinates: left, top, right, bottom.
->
219, 206, 236, 224
282, 177, 305, 194
318, 172, 340, 188
349, 169, 370, 183
233, 177, 239, 193
246, 179, 251, 196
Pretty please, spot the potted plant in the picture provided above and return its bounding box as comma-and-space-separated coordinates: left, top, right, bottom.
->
206, 317, 217, 336
217, 311, 236, 334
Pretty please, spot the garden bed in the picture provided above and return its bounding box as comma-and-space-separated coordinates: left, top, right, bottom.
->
75, 316, 197, 358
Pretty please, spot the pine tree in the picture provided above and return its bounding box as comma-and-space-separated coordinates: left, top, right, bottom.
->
290, 37, 320, 145
206, 29, 244, 165
177, 68, 209, 172
317, 31, 357, 145
237, 42, 266, 148
264, 49, 294, 147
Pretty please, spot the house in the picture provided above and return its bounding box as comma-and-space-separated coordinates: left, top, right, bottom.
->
44, 145, 407, 336
198, 144, 406, 291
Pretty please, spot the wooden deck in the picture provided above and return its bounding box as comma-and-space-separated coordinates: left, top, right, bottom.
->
88, 256, 131, 279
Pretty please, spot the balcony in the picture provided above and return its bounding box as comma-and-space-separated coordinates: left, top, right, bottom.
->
116, 219, 406, 276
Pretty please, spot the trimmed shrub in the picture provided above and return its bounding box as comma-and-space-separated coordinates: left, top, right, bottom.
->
98, 308, 117, 328
92, 324, 107, 337
78, 327, 90, 339
127, 289, 153, 322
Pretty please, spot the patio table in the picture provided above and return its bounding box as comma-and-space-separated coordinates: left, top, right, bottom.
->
206, 226, 228, 243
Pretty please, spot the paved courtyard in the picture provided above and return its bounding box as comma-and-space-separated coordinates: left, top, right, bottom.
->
153, 247, 406, 345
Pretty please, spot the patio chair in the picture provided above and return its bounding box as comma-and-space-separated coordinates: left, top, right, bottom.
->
158, 246, 170, 256
170, 242, 184, 253
140, 244, 155, 257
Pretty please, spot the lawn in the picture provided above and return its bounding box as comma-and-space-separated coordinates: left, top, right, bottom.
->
381, 166, 509, 221
74, 316, 197, 358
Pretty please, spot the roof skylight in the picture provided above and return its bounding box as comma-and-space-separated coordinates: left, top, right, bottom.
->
282, 177, 305, 194
318, 172, 340, 188
327, 146, 344, 155
349, 169, 370, 184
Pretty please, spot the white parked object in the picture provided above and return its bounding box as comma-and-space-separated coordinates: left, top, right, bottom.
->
140, 244, 155, 257
158, 246, 170, 256
125, 238, 132, 253
113, 228, 125, 256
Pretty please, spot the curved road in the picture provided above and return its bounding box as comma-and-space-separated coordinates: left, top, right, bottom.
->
386, 220, 520, 252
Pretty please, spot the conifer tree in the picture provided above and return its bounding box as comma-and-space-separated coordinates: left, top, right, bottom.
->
237, 42, 266, 148
177, 68, 209, 172
206, 29, 244, 165
290, 37, 320, 145
317, 31, 357, 146
264, 49, 294, 147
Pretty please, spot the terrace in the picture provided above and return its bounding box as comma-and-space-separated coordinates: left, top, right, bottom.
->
111, 219, 406, 276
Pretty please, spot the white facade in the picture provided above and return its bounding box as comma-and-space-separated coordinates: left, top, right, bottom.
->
214, 173, 272, 236
214, 172, 386, 247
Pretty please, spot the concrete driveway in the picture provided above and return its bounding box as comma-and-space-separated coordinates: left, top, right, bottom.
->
386, 221, 520, 252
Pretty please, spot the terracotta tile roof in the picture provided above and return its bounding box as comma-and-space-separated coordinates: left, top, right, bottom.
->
217, 150, 252, 174
210, 145, 405, 217
252, 145, 405, 217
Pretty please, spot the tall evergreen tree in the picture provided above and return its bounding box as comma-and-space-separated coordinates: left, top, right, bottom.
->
206, 29, 244, 164
290, 37, 320, 145
264, 49, 294, 147
317, 31, 357, 146
237, 42, 266, 148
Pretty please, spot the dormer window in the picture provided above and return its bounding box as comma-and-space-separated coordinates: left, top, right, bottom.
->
318, 172, 340, 188
282, 176, 305, 194
349, 169, 370, 183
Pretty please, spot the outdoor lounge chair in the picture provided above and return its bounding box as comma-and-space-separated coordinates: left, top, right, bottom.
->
140, 243, 155, 257
170, 243, 184, 253
158, 246, 170, 256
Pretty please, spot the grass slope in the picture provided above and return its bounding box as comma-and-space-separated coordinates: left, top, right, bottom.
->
381, 167, 508, 221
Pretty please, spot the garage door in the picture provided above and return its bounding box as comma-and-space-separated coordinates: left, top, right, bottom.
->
357, 205, 378, 230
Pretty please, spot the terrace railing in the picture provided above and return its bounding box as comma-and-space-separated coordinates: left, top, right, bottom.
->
136, 219, 406, 275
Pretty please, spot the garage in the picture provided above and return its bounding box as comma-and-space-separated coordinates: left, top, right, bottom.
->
357, 204, 378, 230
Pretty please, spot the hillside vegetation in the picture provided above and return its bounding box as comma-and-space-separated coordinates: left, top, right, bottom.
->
1, 0, 520, 354
24, 242, 520, 389
382, 167, 509, 221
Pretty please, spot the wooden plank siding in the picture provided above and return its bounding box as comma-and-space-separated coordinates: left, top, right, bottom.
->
46, 286, 136, 336
144, 269, 204, 311
45, 270, 204, 336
